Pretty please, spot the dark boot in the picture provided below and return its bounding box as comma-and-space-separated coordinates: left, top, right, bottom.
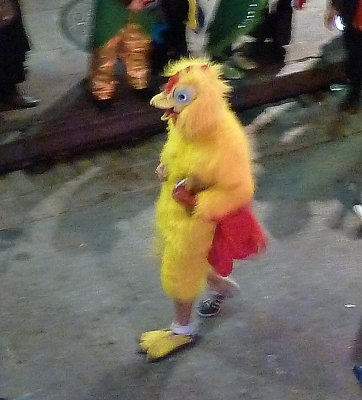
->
339, 81, 361, 114
0, 87, 40, 109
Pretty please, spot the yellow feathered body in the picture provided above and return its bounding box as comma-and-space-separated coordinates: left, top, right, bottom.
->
154, 59, 255, 302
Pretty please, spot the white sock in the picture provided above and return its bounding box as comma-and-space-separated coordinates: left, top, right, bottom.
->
170, 321, 198, 336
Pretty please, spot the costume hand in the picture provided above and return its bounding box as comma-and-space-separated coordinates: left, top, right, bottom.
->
155, 163, 167, 181
172, 179, 197, 211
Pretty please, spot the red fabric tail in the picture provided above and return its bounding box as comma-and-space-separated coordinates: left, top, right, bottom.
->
208, 206, 267, 277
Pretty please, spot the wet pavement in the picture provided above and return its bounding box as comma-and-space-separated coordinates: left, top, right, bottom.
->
0, 92, 361, 399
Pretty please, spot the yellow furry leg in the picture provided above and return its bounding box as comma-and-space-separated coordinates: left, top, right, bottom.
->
138, 329, 172, 353
145, 333, 194, 361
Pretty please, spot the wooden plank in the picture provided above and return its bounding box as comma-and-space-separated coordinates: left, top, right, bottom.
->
0, 60, 346, 174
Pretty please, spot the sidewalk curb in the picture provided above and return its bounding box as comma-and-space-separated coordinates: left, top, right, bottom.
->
0, 58, 347, 174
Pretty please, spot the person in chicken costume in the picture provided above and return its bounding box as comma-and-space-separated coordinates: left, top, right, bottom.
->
139, 58, 266, 361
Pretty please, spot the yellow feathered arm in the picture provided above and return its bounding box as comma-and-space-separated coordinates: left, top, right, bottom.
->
194, 126, 255, 221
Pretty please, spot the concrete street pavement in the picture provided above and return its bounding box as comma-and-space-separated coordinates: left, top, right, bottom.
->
0, 1, 361, 398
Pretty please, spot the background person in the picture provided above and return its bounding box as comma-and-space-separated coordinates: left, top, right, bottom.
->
0, 0, 39, 109
325, 0, 362, 113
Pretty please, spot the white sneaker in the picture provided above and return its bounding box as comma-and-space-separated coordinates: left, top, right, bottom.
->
353, 204, 362, 220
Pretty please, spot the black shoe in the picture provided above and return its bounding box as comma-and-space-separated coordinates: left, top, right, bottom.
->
134, 86, 159, 100
87, 90, 114, 110
93, 97, 114, 110
339, 87, 361, 114
14, 95, 40, 109
197, 294, 225, 318
4, 89, 40, 109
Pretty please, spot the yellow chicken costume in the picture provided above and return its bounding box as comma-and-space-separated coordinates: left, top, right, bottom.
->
139, 58, 255, 361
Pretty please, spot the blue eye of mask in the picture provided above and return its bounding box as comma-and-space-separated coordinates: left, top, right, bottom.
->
174, 89, 193, 105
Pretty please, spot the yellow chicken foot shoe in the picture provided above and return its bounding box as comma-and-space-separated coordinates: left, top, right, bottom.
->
139, 322, 199, 361
146, 332, 196, 362
138, 329, 173, 354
